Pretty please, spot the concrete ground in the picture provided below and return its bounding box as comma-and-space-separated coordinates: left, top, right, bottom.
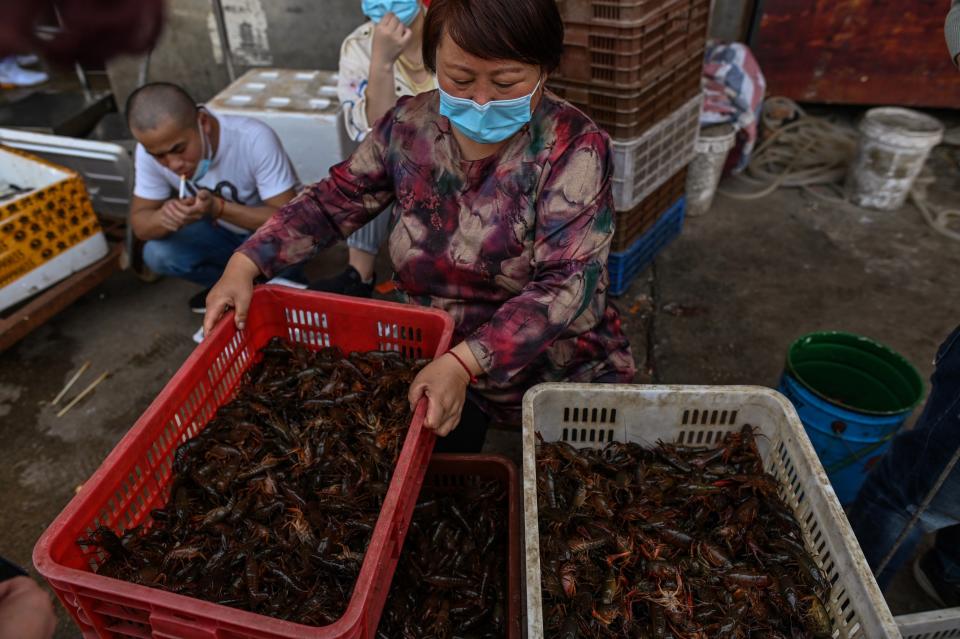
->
3, 148, 960, 635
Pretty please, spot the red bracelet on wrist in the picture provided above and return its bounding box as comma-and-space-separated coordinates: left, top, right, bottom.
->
447, 350, 478, 384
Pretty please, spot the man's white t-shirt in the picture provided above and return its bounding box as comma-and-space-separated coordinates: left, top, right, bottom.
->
133, 110, 300, 235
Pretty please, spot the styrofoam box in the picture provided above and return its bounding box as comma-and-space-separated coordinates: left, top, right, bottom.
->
0, 128, 133, 221
207, 69, 356, 186
521, 383, 902, 639
0, 146, 108, 312
896, 608, 960, 638
612, 93, 702, 211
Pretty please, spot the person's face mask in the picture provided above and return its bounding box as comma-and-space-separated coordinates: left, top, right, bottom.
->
192, 117, 212, 181
439, 78, 541, 144
361, 0, 420, 25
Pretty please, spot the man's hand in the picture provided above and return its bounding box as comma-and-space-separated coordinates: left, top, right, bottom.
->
371, 12, 412, 69
157, 198, 193, 233
407, 353, 470, 437
189, 190, 218, 217
203, 252, 262, 335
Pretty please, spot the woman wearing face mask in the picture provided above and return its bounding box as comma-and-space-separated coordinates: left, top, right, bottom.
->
204, 0, 636, 451
310, 0, 436, 298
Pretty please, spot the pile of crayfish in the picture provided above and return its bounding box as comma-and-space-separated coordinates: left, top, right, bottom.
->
78, 337, 424, 625
537, 425, 833, 639
377, 472, 509, 638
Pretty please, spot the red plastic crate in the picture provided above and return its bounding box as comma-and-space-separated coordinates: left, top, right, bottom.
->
557, 0, 682, 25
554, 0, 709, 89
33, 286, 454, 639
612, 166, 688, 251
548, 49, 702, 139
399, 454, 522, 639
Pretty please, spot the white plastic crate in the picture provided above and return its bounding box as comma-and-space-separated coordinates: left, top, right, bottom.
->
521, 383, 901, 638
208, 68, 355, 185
611, 93, 702, 211
897, 608, 960, 638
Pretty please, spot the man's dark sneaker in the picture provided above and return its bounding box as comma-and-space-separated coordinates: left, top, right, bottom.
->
189, 287, 211, 314
913, 550, 960, 607
307, 266, 374, 298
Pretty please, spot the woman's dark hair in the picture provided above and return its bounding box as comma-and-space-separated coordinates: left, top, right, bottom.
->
422, 0, 564, 74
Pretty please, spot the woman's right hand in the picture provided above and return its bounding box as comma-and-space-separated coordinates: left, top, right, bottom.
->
371, 12, 412, 68
203, 252, 261, 335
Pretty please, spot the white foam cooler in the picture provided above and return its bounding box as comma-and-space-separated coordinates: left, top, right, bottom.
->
207, 69, 354, 186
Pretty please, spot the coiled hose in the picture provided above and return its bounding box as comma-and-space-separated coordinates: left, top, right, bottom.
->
718, 97, 960, 241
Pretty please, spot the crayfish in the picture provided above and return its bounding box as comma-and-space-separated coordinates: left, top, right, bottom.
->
537, 426, 833, 638
78, 338, 424, 626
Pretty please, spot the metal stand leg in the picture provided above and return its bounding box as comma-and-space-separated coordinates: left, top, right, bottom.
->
210, 0, 236, 82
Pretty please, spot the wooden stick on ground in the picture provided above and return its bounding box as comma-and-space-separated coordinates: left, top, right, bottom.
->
56, 371, 109, 418
51, 361, 91, 406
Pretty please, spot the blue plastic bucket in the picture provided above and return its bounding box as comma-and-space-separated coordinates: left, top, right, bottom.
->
778, 332, 924, 505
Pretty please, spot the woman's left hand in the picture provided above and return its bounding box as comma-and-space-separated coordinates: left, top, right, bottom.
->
408, 354, 470, 437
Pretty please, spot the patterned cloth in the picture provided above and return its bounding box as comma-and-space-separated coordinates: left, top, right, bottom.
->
239, 90, 636, 422
702, 42, 766, 172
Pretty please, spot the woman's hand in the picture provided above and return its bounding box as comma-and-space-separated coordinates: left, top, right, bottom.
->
408, 353, 471, 437
203, 252, 262, 335
371, 12, 412, 69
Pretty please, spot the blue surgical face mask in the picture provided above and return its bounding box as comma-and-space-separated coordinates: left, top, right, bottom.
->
361, 0, 420, 25
438, 78, 542, 144
192, 117, 212, 182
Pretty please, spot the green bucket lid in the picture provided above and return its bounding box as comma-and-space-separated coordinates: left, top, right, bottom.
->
786, 331, 924, 415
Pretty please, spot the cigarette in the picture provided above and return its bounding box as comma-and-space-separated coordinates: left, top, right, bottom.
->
179, 175, 186, 199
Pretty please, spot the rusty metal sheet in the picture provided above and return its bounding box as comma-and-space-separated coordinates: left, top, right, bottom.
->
751, 0, 960, 107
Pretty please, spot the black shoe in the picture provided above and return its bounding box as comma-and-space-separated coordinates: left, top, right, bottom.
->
307, 266, 374, 298
913, 550, 960, 607
189, 288, 211, 314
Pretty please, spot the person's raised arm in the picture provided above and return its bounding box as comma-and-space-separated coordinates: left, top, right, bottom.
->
366, 13, 411, 126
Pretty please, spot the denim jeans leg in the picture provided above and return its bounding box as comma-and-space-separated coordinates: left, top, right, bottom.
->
142, 221, 248, 287
847, 324, 960, 589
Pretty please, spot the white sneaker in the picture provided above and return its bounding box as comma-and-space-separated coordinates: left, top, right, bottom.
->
0, 57, 48, 87
16, 54, 39, 66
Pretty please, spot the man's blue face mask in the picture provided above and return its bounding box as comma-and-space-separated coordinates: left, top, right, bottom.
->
361, 0, 420, 25
192, 117, 212, 182
438, 78, 542, 145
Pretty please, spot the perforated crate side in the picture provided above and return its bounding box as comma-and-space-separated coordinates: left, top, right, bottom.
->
610, 93, 702, 211
417, 455, 522, 639
521, 384, 902, 639
896, 609, 960, 639
612, 166, 687, 251
607, 196, 685, 296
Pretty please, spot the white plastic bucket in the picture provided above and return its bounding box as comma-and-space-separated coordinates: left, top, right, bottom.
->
846, 107, 944, 211
686, 123, 736, 217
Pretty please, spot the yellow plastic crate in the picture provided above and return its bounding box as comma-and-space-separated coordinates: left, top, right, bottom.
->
0, 145, 108, 312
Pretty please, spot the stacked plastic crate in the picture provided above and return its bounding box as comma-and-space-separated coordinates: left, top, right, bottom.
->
549, 0, 710, 295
